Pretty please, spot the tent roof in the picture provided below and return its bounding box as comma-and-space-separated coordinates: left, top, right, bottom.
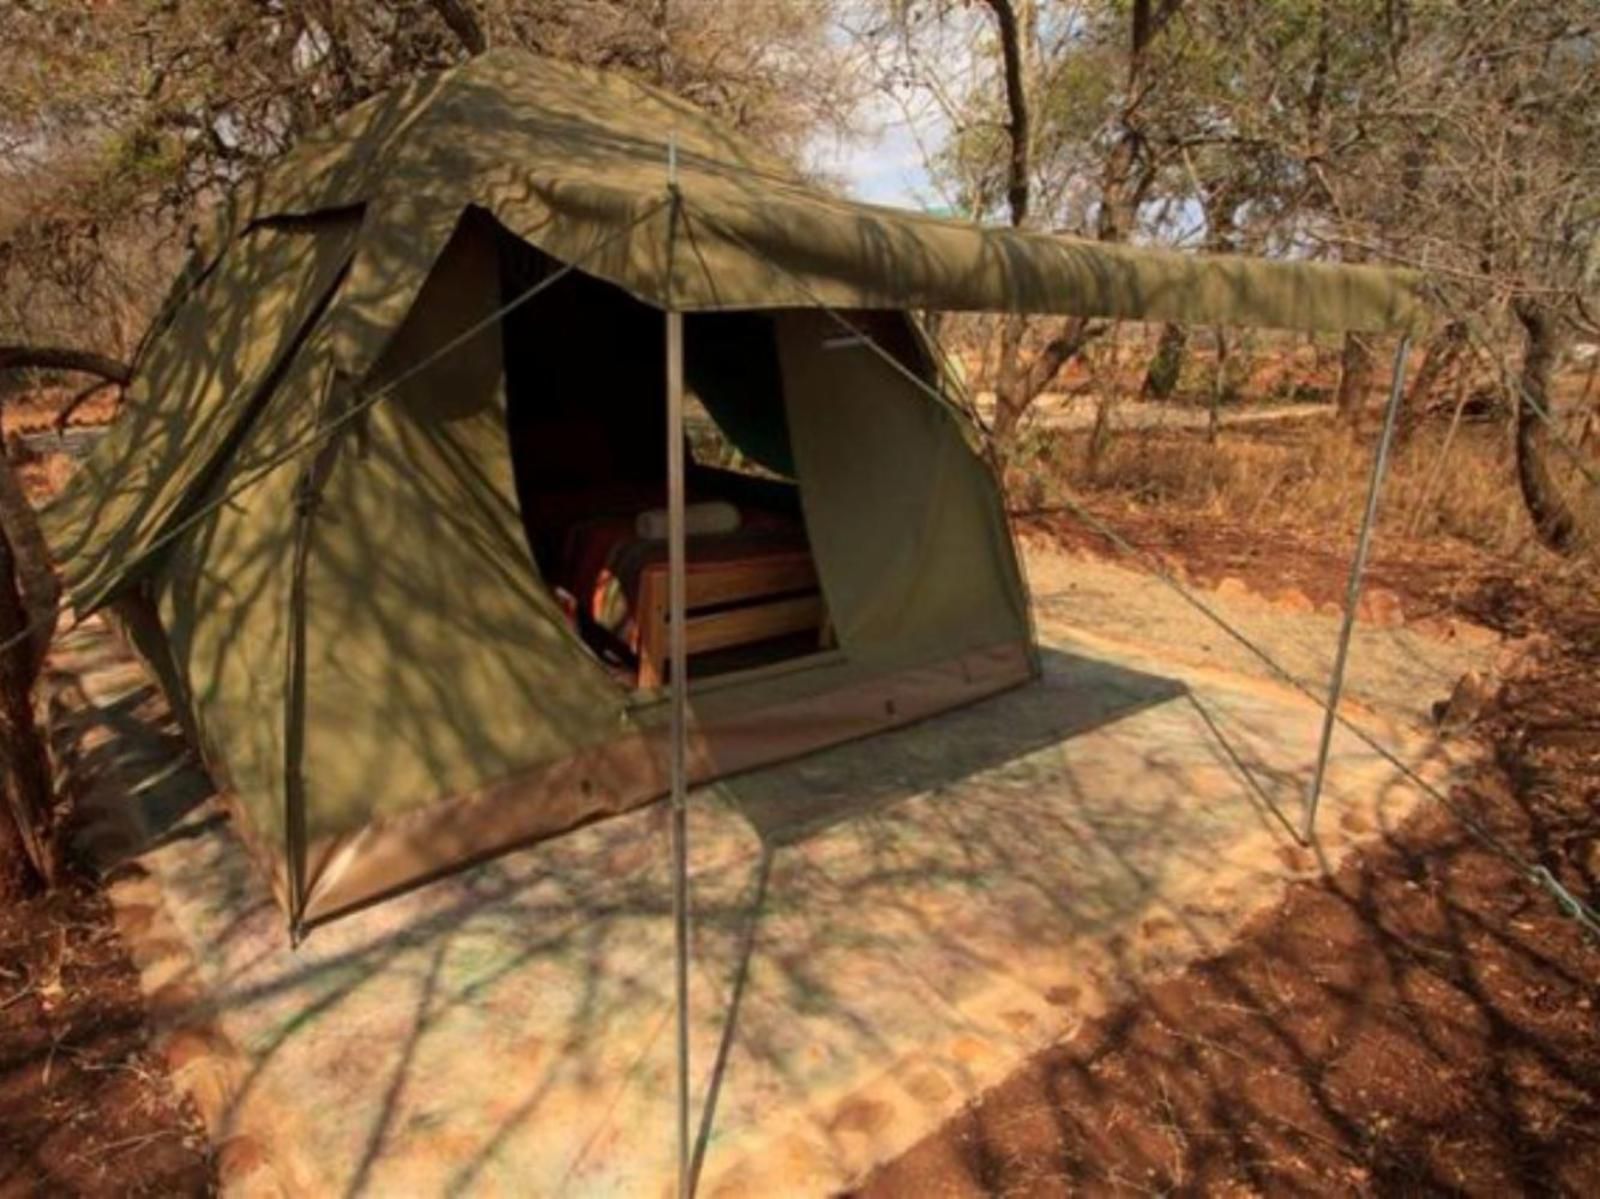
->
212, 50, 1425, 365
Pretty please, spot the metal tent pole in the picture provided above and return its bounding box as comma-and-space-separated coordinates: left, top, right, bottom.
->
664, 139, 692, 1199
1304, 335, 1411, 840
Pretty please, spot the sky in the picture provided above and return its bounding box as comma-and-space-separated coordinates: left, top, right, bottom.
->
811, 116, 941, 210
803, 14, 970, 214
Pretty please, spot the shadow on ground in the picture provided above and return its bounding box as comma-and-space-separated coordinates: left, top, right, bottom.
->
853, 664, 1600, 1196
59, 617, 1446, 1196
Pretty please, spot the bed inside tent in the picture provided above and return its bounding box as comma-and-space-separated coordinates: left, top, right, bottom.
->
496, 220, 948, 692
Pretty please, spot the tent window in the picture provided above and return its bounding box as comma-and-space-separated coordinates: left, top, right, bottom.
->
497, 231, 832, 690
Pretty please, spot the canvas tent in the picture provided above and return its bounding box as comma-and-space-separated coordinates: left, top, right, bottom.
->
43, 50, 1426, 930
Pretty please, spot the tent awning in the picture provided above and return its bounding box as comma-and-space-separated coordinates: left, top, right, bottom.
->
219, 49, 1425, 349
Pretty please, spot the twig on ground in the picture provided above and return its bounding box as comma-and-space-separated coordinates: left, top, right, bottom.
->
89, 1130, 179, 1160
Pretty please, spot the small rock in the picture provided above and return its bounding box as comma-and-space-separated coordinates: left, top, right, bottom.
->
174, 1054, 241, 1128
904, 1068, 953, 1104
215, 1135, 271, 1185
1274, 587, 1316, 614
1432, 669, 1499, 733
1044, 984, 1082, 1007
1494, 632, 1553, 680
161, 1024, 230, 1072
829, 1096, 893, 1135
1358, 587, 1406, 628
1215, 576, 1253, 603
113, 902, 158, 939
1447, 619, 1501, 649
1277, 844, 1315, 873
1157, 552, 1190, 583
147, 976, 205, 1025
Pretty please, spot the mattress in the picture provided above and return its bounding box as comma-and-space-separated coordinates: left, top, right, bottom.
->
557, 507, 808, 650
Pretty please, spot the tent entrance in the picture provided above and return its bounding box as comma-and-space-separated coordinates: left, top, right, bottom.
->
497, 234, 833, 691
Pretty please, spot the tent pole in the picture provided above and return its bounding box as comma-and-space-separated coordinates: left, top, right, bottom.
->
1304, 334, 1411, 840
665, 140, 692, 1199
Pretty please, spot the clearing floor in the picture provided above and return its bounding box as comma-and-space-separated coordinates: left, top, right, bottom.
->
855, 516, 1600, 1197
48, 540, 1496, 1197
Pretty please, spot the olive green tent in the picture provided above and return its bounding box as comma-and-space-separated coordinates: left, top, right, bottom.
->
43, 50, 1425, 928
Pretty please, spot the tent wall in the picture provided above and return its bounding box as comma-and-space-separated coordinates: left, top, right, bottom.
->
777, 309, 1032, 671
42, 213, 363, 610
284, 238, 1035, 923
51, 212, 1037, 927
296, 640, 1031, 923
296, 215, 633, 873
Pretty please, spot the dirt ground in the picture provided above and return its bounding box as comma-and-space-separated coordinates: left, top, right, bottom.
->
854, 509, 1600, 1197
1022, 504, 1568, 636
0, 880, 214, 1196
1, 395, 215, 1197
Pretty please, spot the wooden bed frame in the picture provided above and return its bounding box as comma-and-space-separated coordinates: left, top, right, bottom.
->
634, 549, 826, 689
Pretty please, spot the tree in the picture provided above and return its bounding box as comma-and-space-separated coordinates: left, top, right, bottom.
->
0, 1, 860, 384
1144, 0, 1598, 543
1513, 300, 1584, 553
0, 504, 57, 899
1088, 3, 1596, 425
981, 0, 1103, 452
0, 400, 73, 899
862, 1, 1203, 456
0, 350, 124, 898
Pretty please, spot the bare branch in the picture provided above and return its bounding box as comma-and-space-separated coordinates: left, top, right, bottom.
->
0, 346, 131, 385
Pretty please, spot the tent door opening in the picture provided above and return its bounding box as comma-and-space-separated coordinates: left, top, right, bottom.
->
497, 232, 833, 692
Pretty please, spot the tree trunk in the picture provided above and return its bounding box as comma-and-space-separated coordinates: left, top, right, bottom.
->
981, 0, 1034, 228
990, 315, 1031, 454
1512, 301, 1582, 554
0, 445, 60, 677
1336, 332, 1374, 424
1395, 320, 1466, 443
1141, 322, 1187, 400
0, 512, 56, 900
989, 313, 1103, 461
1086, 392, 1115, 481
977, 0, 1123, 462
1208, 327, 1229, 445
426, 0, 488, 55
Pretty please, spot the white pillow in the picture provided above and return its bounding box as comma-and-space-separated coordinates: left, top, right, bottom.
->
635, 501, 740, 540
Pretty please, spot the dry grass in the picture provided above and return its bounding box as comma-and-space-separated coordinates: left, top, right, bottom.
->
1008, 416, 1599, 577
